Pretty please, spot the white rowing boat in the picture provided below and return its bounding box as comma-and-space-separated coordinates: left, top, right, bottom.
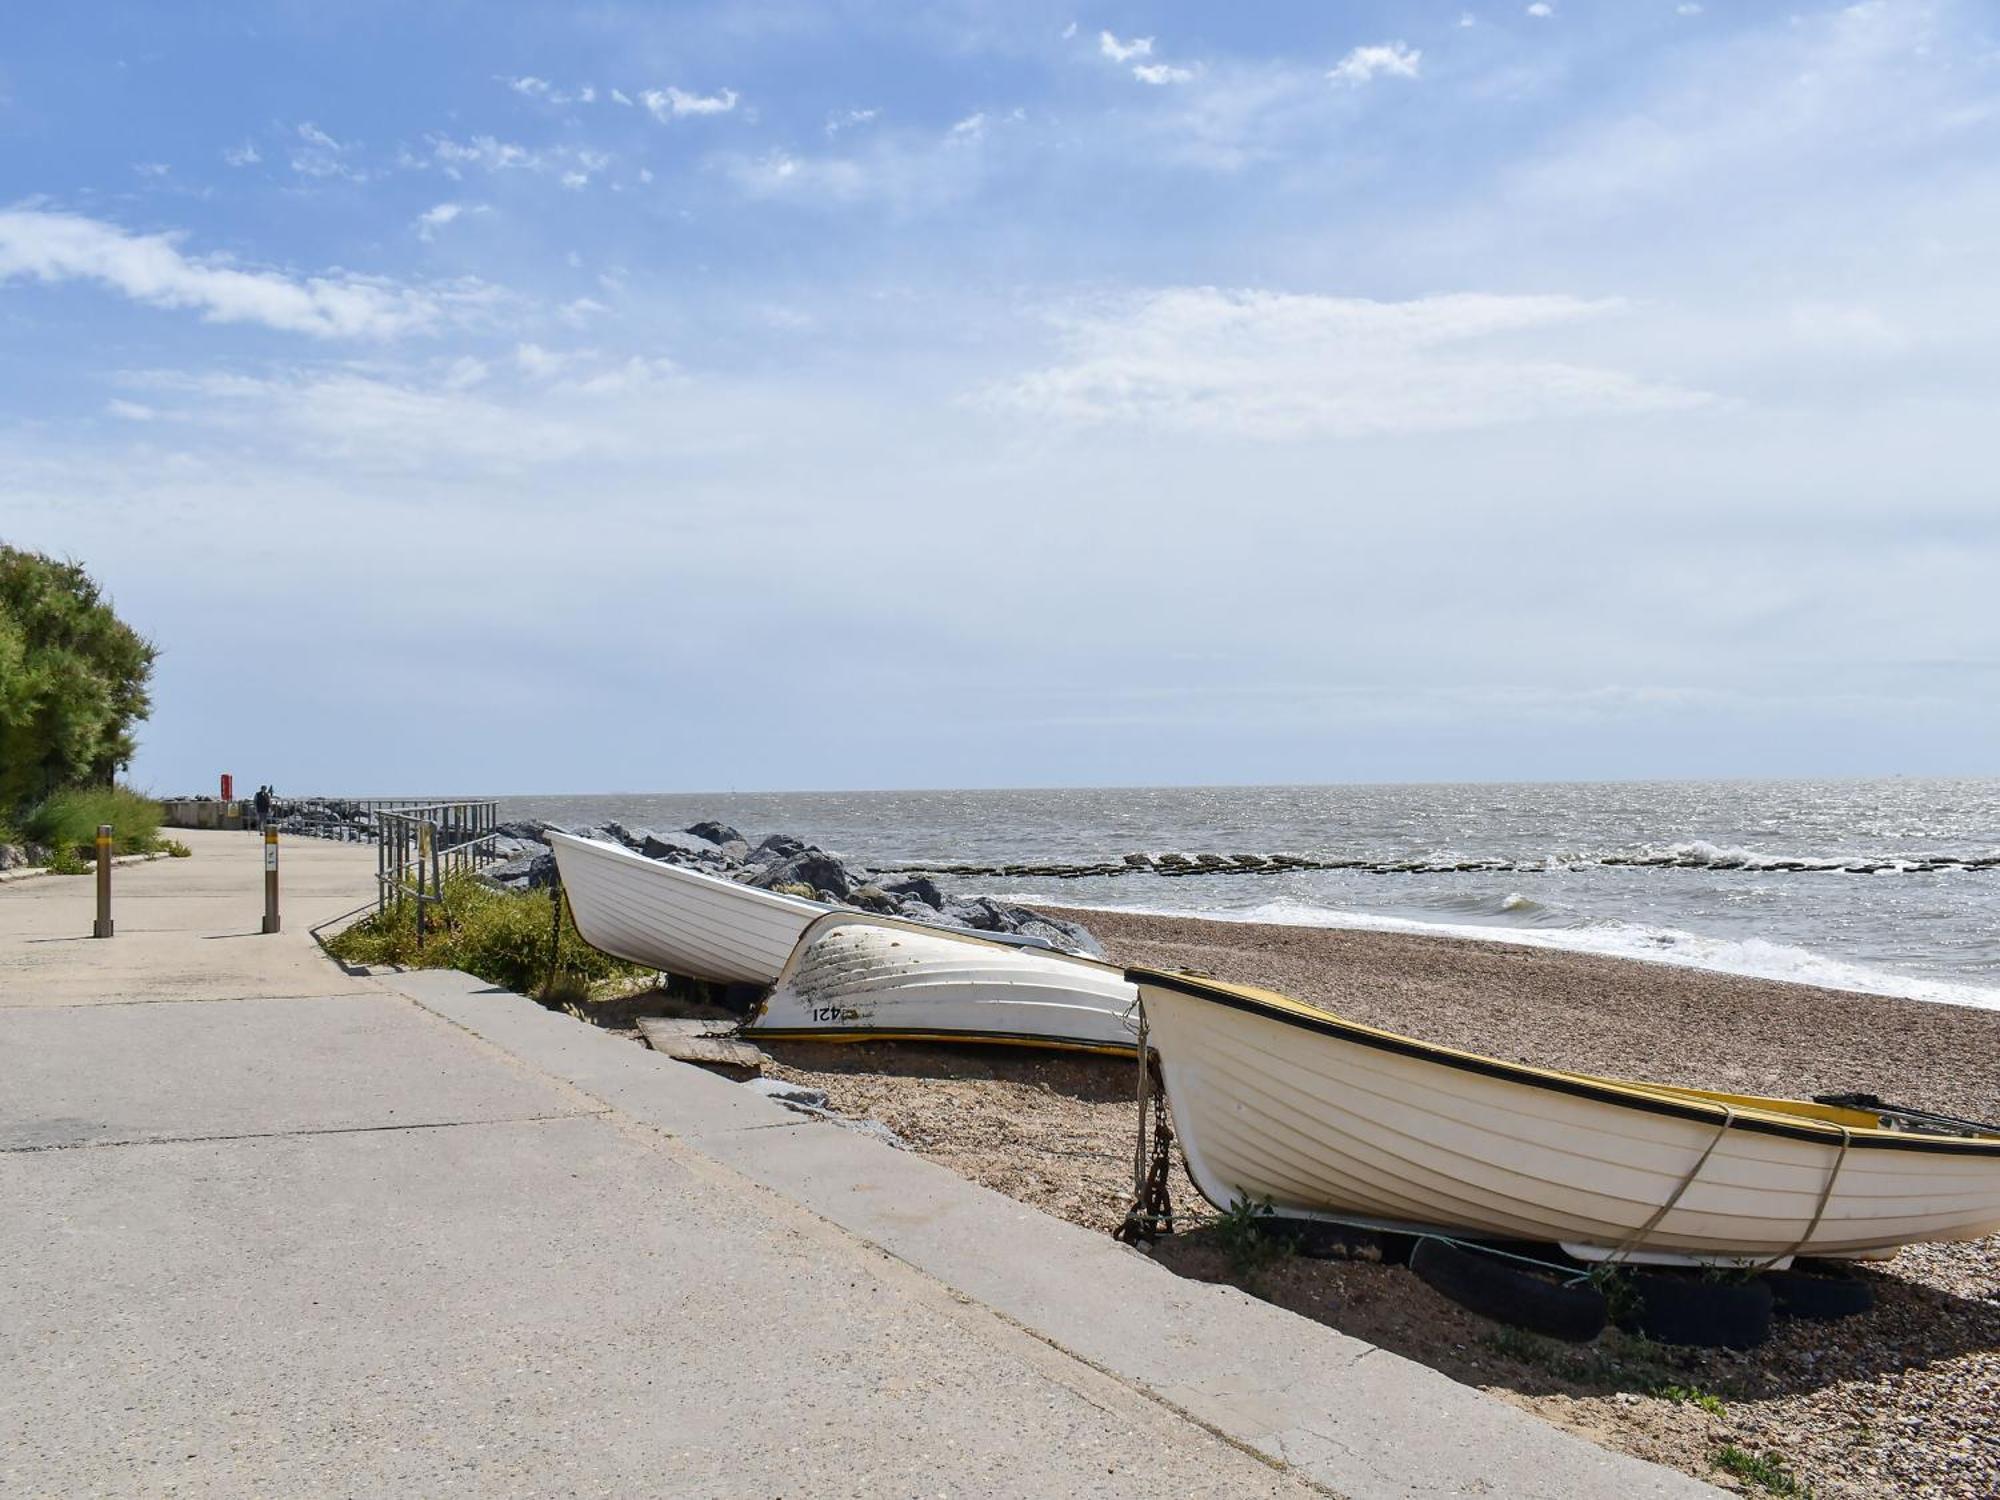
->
750, 913, 1140, 1054
1132, 968, 2000, 1264
547, 832, 826, 985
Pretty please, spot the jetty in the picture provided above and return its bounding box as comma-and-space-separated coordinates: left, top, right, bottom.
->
0, 829, 1717, 1496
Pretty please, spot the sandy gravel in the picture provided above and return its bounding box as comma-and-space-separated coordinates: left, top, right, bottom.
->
715, 911, 2000, 1498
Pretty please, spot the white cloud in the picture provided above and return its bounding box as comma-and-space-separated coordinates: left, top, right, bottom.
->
501, 75, 600, 107
291, 121, 364, 181
825, 107, 879, 136
1099, 31, 1154, 63
1526, 3, 1554, 16
133, 162, 171, 178
989, 287, 1710, 439
641, 86, 738, 120
425, 134, 609, 183
222, 142, 261, 167
112, 354, 687, 473
414, 201, 487, 241
1460, 11, 1478, 26
1132, 63, 1195, 86
1062, 22, 1078, 40
1328, 42, 1423, 86
1676, 3, 1703, 13
611, 88, 633, 106
0, 209, 494, 340
948, 112, 987, 140
106, 398, 156, 421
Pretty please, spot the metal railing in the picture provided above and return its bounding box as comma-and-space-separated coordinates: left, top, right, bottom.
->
375, 801, 504, 936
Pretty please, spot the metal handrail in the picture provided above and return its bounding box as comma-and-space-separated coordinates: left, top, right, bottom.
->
374, 801, 505, 940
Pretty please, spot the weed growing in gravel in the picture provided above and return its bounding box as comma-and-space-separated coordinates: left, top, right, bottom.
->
1713, 1444, 1811, 1496
1654, 1383, 1727, 1416
1215, 1194, 1289, 1282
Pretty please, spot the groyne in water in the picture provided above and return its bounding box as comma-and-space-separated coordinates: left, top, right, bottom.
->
890, 846, 2000, 881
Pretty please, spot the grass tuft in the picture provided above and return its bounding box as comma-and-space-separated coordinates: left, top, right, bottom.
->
1215, 1194, 1290, 1282
22, 785, 162, 857
1713, 1444, 1811, 1496
325, 873, 650, 998
1655, 1383, 1727, 1416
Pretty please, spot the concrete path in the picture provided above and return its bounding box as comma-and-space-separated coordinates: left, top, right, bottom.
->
0, 829, 1718, 1498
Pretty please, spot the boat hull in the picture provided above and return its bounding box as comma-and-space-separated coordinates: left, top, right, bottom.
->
752, 915, 1139, 1054
547, 833, 825, 985
1134, 971, 2000, 1260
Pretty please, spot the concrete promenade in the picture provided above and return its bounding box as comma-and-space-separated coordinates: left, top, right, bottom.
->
1, 829, 1717, 1497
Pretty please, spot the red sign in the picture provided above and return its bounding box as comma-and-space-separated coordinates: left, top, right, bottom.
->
220, 773, 234, 801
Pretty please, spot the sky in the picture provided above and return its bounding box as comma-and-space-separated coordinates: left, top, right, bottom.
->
3, 1, 1998, 795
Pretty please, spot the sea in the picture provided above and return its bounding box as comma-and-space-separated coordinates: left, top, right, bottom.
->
503, 778, 2000, 1010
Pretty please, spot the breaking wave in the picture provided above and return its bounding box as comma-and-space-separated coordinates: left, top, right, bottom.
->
1020, 895, 2000, 1012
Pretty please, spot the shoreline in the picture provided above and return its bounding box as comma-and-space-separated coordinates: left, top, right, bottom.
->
1007, 892, 2000, 1012
1034, 904, 2000, 1120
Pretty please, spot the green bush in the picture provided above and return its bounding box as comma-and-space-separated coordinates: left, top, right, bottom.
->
22, 785, 163, 856
325, 874, 649, 997
0, 547, 157, 811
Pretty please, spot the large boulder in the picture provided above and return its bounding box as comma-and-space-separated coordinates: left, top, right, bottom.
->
749, 832, 807, 864
920, 895, 1104, 959
753, 848, 854, 900
487, 851, 557, 890
880, 874, 944, 910
0, 843, 27, 872
641, 829, 721, 864
685, 820, 744, 847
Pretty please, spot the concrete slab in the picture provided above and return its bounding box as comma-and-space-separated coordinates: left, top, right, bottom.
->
387, 973, 1720, 1498
0, 993, 594, 1150
0, 1114, 1325, 1500
0, 829, 379, 1007
386, 969, 803, 1137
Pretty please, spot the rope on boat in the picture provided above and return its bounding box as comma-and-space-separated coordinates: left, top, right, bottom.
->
1602, 1104, 1739, 1271
1411, 1233, 1598, 1286
1756, 1123, 1852, 1270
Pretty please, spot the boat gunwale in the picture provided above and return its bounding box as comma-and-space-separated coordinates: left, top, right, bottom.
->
1130, 966, 2000, 1157
743, 1024, 1136, 1056
547, 831, 832, 917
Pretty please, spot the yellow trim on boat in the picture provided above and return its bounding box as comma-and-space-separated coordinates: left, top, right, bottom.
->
1129, 968, 2000, 1148
747, 1027, 1136, 1058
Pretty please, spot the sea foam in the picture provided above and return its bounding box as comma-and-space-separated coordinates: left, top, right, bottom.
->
1019, 895, 2000, 1012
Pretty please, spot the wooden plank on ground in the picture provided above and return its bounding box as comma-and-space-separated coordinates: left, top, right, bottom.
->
636, 1017, 769, 1074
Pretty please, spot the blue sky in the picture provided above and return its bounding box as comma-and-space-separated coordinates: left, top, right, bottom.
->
4, 1, 1998, 793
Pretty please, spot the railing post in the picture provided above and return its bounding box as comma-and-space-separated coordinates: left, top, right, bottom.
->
415, 821, 429, 950
262, 825, 280, 933
92, 824, 113, 938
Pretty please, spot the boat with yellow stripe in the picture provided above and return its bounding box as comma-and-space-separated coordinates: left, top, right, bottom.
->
1130, 967, 2000, 1265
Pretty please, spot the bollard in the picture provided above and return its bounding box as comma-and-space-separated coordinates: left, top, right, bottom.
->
261, 825, 280, 934
92, 824, 114, 938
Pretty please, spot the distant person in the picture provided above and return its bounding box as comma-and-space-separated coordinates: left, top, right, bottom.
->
254, 785, 271, 831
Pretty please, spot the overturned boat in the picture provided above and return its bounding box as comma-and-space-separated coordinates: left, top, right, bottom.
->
1131, 967, 2000, 1264
750, 913, 1139, 1054
548, 831, 827, 986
